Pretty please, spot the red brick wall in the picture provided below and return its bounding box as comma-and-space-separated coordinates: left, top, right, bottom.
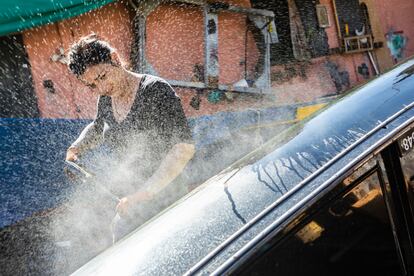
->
146, 3, 204, 81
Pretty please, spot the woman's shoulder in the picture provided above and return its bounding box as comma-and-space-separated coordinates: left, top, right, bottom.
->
139, 74, 177, 99
140, 74, 171, 90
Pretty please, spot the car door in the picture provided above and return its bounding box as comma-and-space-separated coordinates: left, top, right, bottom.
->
380, 123, 414, 274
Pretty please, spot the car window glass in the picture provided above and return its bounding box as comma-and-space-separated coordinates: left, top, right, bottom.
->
400, 148, 414, 219
241, 164, 401, 275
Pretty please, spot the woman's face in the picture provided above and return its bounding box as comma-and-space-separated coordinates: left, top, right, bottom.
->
77, 63, 118, 96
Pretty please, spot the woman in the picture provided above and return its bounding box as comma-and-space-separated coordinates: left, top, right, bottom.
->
65, 34, 195, 241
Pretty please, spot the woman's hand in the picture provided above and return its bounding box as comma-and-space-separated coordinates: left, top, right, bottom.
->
66, 146, 79, 161
116, 191, 152, 217
116, 197, 132, 217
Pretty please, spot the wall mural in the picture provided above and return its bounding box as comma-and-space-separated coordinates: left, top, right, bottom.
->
386, 29, 407, 63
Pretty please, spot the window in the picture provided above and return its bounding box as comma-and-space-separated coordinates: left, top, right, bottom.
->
295, 0, 329, 58
334, 0, 365, 38
240, 159, 401, 275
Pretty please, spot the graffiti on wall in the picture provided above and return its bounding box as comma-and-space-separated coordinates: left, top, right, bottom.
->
325, 61, 350, 93
385, 30, 407, 63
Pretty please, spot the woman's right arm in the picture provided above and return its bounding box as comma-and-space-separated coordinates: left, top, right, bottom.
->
66, 121, 104, 161
66, 96, 110, 161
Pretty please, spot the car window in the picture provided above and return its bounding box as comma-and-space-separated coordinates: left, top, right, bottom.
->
399, 128, 414, 219
239, 158, 401, 275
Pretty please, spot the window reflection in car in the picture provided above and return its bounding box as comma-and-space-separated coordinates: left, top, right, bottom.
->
240, 158, 401, 276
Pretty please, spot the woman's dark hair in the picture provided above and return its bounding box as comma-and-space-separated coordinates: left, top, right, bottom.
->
68, 34, 114, 76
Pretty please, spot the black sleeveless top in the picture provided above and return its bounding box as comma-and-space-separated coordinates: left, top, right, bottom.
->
93, 75, 193, 195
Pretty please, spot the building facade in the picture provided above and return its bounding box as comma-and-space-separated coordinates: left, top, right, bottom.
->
1, 0, 413, 120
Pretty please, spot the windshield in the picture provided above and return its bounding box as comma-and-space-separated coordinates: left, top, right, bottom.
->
1, 1, 414, 275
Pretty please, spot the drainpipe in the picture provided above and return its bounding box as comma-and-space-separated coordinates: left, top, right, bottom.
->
204, 4, 220, 89
128, 0, 146, 72
368, 51, 380, 75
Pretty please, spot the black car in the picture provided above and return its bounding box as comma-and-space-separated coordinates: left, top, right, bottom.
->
73, 58, 414, 276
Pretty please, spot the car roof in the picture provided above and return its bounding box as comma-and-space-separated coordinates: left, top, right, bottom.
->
74, 58, 414, 276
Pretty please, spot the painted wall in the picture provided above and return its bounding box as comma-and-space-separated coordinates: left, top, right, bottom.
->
271, 0, 414, 103
269, 0, 375, 103
146, 3, 205, 81
217, 10, 260, 84
270, 53, 371, 103
372, 0, 414, 62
